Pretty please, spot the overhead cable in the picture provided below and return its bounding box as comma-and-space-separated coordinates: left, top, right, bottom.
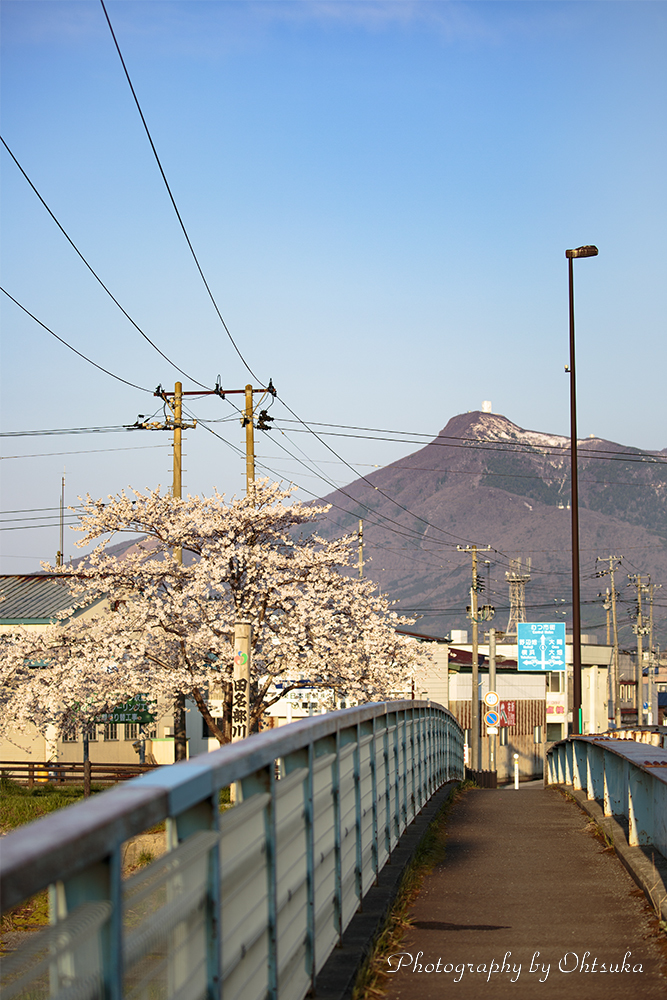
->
0, 287, 152, 392
99, 0, 259, 384
0, 136, 209, 389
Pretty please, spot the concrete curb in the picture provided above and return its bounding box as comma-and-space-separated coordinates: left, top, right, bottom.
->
313, 779, 460, 1000
555, 784, 667, 924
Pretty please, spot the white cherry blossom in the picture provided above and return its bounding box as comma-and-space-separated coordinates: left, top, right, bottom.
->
0, 481, 432, 742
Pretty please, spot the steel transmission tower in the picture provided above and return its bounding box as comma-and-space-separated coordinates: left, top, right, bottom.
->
505, 557, 531, 637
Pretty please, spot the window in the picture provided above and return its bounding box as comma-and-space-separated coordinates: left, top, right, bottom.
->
546, 672, 563, 693
62, 727, 78, 743
546, 723, 564, 742
84, 724, 98, 742
104, 723, 118, 741
620, 682, 636, 702
125, 723, 139, 741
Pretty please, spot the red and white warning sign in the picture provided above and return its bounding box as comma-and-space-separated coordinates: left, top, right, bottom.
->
499, 700, 516, 727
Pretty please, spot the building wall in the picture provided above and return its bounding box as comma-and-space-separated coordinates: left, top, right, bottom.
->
416, 644, 449, 706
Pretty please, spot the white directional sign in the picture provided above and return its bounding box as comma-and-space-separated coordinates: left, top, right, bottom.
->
517, 623, 566, 671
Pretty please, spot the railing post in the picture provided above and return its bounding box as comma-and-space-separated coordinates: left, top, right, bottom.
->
306, 744, 316, 988
603, 749, 624, 817
572, 740, 587, 791
353, 724, 363, 908
587, 744, 602, 802
60, 850, 123, 1000
333, 729, 343, 943
370, 717, 379, 883
445, 714, 450, 781
393, 713, 401, 844
168, 794, 221, 1000
628, 766, 654, 847
401, 710, 408, 830
240, 765, 277, 1000
382, 715, 391, 861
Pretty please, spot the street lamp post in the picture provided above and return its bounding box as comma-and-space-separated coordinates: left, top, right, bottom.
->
565, 245, 598, 735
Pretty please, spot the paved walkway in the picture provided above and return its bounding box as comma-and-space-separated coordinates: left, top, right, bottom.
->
381, 784, 667, 999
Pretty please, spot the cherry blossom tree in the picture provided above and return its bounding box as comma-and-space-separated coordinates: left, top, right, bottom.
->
0, 482, 431, 747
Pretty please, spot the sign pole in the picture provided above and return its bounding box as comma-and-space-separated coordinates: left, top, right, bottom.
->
489, 628, 496, 772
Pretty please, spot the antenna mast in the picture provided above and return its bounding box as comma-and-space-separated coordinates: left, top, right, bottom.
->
505, 557, 531, 636
55, 473, 65, 567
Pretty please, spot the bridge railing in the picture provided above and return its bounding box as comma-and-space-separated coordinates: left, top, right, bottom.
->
545, 735, 667, 856
1, 700, 462, 1000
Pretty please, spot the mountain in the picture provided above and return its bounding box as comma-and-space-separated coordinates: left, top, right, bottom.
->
315, 411, 667, 646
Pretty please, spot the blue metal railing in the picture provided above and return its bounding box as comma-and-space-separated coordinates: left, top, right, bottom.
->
1, 701, 463, 1000
545, 734, 667, 855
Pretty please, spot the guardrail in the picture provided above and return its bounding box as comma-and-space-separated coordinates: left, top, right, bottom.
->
1, 700, 462, 1000
545, 735, 667, 855
0, 760, 158, 787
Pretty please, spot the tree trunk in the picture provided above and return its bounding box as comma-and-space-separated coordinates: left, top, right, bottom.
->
224, 680, 233, 742
191, 685, 228, 744
174, 692, 187, 761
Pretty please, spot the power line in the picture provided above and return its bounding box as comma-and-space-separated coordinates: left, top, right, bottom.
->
0, 287, 152, 393
99, 0, 259, 384
275, 396, 478, 547
0, 518, 81, 533
0, 135, 209, 389
1, 425, 143, 438
189, 406, 463, 551
272, 421, 667, 467
255, 453, 664, 490
1, 444, 169, 461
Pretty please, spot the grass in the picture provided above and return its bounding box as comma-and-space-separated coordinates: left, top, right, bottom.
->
0, 773, 107, 835
1, 778, 233, 950
351, 781, 473, 1000
1, 891, 50, 949
0, 774, 103, 944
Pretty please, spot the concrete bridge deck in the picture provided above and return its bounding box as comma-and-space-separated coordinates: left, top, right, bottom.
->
381, 783, 667, 999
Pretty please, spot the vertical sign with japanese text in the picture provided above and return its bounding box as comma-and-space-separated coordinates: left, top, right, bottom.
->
232, 621, 252, 741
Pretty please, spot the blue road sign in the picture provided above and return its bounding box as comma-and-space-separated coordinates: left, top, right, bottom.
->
517, 623, 566, 671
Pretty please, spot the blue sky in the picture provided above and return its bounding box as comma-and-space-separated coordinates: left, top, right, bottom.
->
1, 1, 665, 572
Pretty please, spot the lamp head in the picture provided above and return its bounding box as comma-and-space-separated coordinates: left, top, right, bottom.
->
566, 245, 598, 259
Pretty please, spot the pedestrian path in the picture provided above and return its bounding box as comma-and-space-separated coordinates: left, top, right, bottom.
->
381, 784, 667, 999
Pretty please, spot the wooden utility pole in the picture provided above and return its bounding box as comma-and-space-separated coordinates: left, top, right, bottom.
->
610, 569, 620, 729
142, 379, 274, 757
458, 544, 493, 771
597, 556, 622, 729
358, 520, 363, 579
172, 381, 187, 761
149, 381, 195, 761
648, 582, 661, 725
604, 588, 611, 646
244, 384, 255, 496
628, 574, 648, 725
